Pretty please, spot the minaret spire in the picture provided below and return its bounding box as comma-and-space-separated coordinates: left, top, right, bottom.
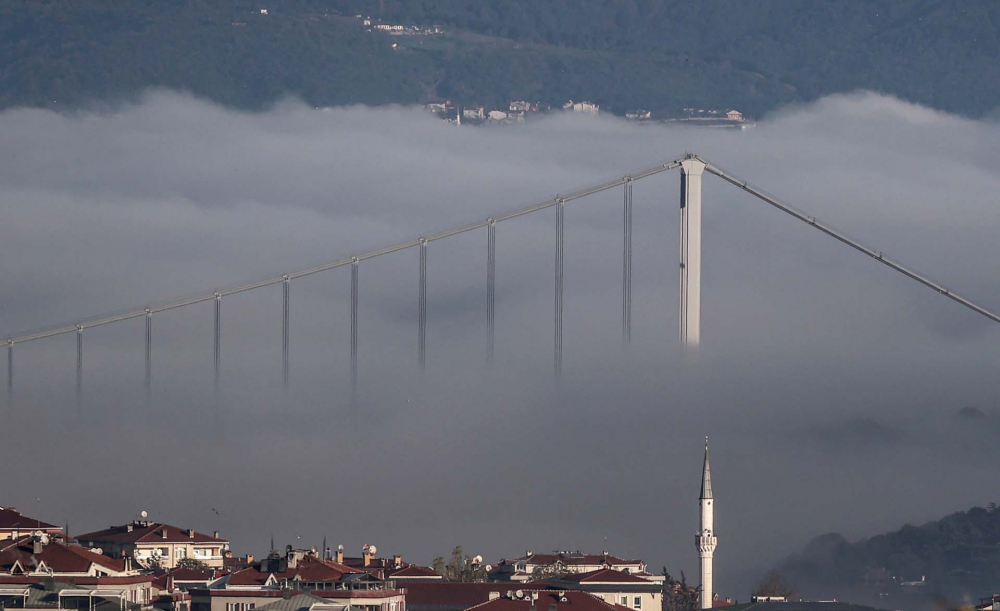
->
700, 436, 713, 499
696, 437, 718, 610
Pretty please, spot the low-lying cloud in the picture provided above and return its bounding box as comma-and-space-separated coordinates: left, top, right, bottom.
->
1, 91, 999, 603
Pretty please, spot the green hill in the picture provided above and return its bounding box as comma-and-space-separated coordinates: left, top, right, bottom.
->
2, 1, 999, 116
775, 505, 1000, 608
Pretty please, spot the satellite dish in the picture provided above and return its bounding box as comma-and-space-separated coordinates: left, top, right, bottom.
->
515, 590, 524, 599
485, 565, 493, 572
337, 544, 344, 551
473, 555, 483, 564
368, 545, 377, 555
141, 511, 148, 518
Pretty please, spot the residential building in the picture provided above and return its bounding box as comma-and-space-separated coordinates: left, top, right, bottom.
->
508, 101, 543, 113
550, 569, 663, 610
386, 566, 441, 581
488, 110, 508, 121
190, 587, 405, 611
0, 533, 139, 577
405, 584, 633, 611
425, 100, 452, 115
462, 106, 485, 121
625, 110, 651, 120
978, 595, 1000, 610
0, 506, 62, 541
562, 101, 599, 114
0, 574, 159, 610
488, 552, 646, 583
332, 544, 437, 581
77, 520, 229, 570
725, 110, 744, 122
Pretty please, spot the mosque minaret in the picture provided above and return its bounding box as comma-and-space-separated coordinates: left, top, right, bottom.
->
697, 437, 718, 610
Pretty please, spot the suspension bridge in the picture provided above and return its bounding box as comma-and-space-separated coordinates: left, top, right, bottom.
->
4, 154, 999, 400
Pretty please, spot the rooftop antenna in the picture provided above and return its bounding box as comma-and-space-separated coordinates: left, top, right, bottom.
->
270, 535, 275, 552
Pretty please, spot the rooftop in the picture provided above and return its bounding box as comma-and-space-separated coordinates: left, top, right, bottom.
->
77, 521, 226, 545
0, 507, 58, 531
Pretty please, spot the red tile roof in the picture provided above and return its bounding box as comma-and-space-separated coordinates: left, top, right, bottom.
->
226, 556, 363, 586
0, 507, 57, 531
390, 565, 440, 578
557, 570, 650, 584
0, 536, 127, 574
406, 583, 519, 607
405, 583, 561, 609
0, 575, 154, 586
166, 567, 215, 581
225, 567, 272, 587
467, 591, 632, 611
77, 522, 226, 545
519, 554, 641, 567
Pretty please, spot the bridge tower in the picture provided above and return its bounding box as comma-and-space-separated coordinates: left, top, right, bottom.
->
696, 437, 718, 610
679, 157, 706, 348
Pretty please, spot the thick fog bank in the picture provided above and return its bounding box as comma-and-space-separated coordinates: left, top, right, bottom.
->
1, 91, 999, 602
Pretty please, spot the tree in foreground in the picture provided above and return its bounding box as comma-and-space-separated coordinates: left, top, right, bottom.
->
753, 570, 796, 600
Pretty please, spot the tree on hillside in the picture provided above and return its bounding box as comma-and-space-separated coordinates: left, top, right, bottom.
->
753, 570, 796, 600
660, 567, 699, 611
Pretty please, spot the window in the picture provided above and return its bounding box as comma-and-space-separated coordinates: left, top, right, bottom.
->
620, 597, 628, 606
633, 597, 642, 609
226, 604, 256, 611
175, 547, 187, 560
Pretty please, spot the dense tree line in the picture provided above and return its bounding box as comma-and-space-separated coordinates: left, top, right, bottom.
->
775, 505, 1000, 604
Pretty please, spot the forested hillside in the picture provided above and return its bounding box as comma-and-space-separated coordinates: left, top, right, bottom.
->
775, 505, 1000, 607
2, 1, 998, 115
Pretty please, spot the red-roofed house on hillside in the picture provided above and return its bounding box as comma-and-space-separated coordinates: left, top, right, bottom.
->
77, 520, 229, 570
0, 506, 62, 541
488, 552, 647, 584
551, 570, 663, 611
0, 534, 139, 577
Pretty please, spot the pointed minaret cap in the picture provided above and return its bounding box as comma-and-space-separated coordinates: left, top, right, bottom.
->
700, 436, 713, 500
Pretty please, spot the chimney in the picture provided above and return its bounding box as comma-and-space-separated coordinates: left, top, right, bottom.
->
32, 536, 44, 555
393, 555, 402, 568
489, 593, 500, 601
247, 554, 254, 563
188, 529, 195, 539
161, 529, 168, 539
363, 547, 373, 567
127, 524, 134, 533
336, 548, 344, 564
213, 531, 220, 539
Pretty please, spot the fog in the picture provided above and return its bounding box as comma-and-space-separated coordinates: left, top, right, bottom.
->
1, 91, 999, 601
